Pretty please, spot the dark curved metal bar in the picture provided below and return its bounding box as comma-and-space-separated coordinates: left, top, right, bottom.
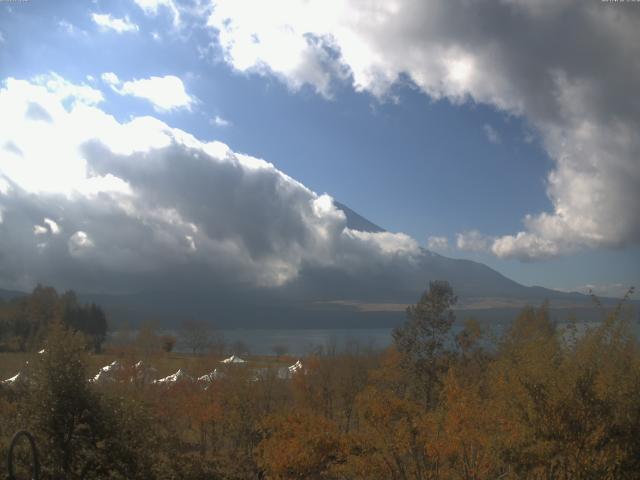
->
6, 430, 39, 480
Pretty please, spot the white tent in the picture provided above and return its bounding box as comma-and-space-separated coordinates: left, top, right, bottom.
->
288, 360, 303, 374
133, 360, 158, 384
221, 355, 246, 364
196, 369, 224, 389
92, 360, 122, 384
154, 368, 192, 384
2, 372, 27, 387
275, 360, 304, 380
197, 369, 223, 383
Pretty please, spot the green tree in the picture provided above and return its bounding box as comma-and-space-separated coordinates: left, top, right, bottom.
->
22, 322, 151, 479
392, 280, 457, 407
23, 321, 103, 478
61, 291, 108, 353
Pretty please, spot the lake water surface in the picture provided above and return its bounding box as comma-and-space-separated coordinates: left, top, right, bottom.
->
118, 318, 639, 356
202, 320, 640, 356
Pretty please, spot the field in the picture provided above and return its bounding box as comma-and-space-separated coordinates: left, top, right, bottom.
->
0, 350, 291, 383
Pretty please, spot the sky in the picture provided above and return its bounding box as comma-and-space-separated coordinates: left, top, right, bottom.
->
0, 0, 638, 298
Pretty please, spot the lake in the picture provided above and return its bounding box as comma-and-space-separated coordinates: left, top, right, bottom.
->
197, 318, 640, 356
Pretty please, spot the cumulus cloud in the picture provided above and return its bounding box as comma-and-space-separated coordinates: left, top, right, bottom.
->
101, 72, 120, 86
91, 13, 139, 34
43, 218, 61, 235
101, 73, 194, 112
0, 74, 419, 293
205, 0, 640, 260
427, 236, 448, 251
456, 230, 491, 253
32, 73, 104, 106
206, 1, 348, 97
134, 0, 181, 27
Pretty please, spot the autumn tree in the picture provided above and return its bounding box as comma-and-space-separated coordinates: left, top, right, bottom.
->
135, 321, 162, 359
257, 410, 344, 480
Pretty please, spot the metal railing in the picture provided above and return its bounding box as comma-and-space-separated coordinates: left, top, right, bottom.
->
6, 431, 39, 480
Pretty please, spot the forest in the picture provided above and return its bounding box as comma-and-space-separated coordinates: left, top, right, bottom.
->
0, 285, 107, 354
0, 282, 639, 480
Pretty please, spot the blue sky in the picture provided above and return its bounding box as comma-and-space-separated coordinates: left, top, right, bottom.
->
0, 0, 638, 297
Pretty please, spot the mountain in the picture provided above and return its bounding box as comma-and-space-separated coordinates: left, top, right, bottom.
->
334, 204, 588, 303
1, 204, 630, 328
0, 288, 25, 302
75, 203, 626, 328
333, 201, 385, 233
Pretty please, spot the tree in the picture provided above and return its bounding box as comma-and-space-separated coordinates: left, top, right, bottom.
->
86, 303, 108, 353
392, 280, 457, 407
180, 319, 215, 356
454, 317, 483, 356
257, 410, 344, 480
135, 321, 161, 358
160, 335, 177, 353
22, 321, 155, 479
24, 322, 107, 478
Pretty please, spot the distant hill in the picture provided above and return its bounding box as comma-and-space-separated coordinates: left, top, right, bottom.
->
0, 288, 25, 302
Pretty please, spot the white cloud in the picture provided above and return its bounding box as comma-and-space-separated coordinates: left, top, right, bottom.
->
427, 236, 448, 251
206, 1, 347, 97
211, 115, 231, 127
91, 13, 139, 34
456, 230, 491, 253
204, 0, 640, 261
0, 31, 4, 44
33, 218, 61, 236
560, 283, 635, 299
43, 218, 60, 234
0, 74, 420, 293
33, 225, 48, 236
134, 0, 181, 27
110, 75, 195, 111
58, 20, 85, 36
32, 72, 104, 106
0, 177, 9, 195
483, 124, 501, 144
58, 20, 73, 34
101, 72, 120, 86
68, 231, 94, 257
